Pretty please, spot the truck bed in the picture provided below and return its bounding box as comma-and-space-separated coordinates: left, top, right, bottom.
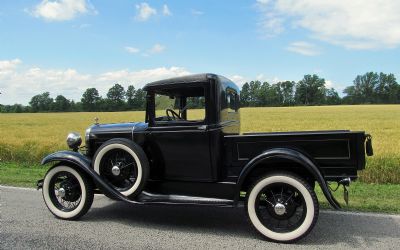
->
224, 130, 367, 181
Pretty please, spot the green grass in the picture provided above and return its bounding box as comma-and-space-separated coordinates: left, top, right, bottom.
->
1, 162, 399, 214
0, 162, 48, 187
316, 182, 400, 214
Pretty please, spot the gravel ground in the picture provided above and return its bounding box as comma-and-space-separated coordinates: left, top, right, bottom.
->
1, 185, 399, 249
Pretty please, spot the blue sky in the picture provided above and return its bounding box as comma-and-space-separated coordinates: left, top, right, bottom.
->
1, 0, 400, 104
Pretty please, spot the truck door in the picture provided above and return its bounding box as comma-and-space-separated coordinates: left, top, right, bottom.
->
147, 84, 215, 181
149, 125, 212, 181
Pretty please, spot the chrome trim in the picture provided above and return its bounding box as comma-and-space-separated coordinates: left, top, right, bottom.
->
85, 127, 92, 146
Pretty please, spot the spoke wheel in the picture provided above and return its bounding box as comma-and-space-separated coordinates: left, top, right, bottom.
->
49, 171, 82, 212
256, 183, 307, 233
93, 139, 149, 198
42, 165, 94, 220
246, 172, 319, 243
99, 148, 138, 192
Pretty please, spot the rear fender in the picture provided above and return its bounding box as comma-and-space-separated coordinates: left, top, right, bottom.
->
41, 150, 140, 204
236, 148, 341, 209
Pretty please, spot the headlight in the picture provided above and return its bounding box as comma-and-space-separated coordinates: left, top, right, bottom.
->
66, 132, 82, 151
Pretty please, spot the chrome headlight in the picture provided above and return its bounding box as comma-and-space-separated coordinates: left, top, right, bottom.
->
66, 132, 82, 151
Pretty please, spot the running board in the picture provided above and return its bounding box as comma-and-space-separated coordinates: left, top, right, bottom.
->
134, 191, 234, 207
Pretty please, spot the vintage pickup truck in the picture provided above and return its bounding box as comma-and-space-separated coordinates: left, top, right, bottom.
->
38, 73, 373, 243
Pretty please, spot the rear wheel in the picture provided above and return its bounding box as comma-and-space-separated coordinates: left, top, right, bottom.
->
93, 138, 149, 198
42, 165, 94, 220
245, 172, 319, 243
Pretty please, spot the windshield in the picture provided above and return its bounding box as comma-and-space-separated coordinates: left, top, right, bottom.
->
151, 86, 206, 123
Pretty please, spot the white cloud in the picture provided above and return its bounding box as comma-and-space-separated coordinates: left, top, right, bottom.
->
149, 44, 166, 54
256, 0, 400, 49
30, 0, 95, 21
162, 4, 172, 16
286, 41, 320, 56
0, 59, 21, 77
325, 80, 333, 88
229, 74, 281, 87
230, 75, 248, 87
324, 80, 346, 94
97, 67, 190, 85
135, 2, 157, 21
125, 46, 140, 54
124, 44, 165, 55
191, 9, 204, 16
0, 59, 191, 105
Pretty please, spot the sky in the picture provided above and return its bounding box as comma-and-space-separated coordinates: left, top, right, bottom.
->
1, 0, 400, 105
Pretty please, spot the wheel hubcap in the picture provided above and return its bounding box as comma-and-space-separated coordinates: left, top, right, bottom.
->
58, 187, 66, 198
111, 165, 121, 176
274, 203, 286, 215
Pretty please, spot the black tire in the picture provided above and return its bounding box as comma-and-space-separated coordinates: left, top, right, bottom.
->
42, 165, 94, 220
245, 172, 319, 243
93, 138, 149, 199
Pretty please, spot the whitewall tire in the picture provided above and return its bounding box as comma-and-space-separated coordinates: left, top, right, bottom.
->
93, 138, 149, 198
246, 172, 319, 243
42, 165, 94, 220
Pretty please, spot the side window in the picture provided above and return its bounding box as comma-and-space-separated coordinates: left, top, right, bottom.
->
186, 96, 206, 121
226, 90, 238, 112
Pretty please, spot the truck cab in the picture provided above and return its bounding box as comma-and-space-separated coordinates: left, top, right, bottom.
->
143, 74, 240, 182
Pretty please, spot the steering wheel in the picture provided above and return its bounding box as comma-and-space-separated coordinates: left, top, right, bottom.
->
166, 109, 182, 120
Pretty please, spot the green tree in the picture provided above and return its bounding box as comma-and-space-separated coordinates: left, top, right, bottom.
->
248, 80, 262, 106
29, 92, 53, 112
106, 83, 126, 111
258, 82, 282, 106
375, 73, 399, 103
132, 88, 146, 110
126, 85, 136, 109
53, 95, 71, 111
81, 88, 101, 111
295, 75, 326, 105
325, 88, 341, 105
353, 72, 379, 103
240, 82, 250, 107
279, 81, 295, 106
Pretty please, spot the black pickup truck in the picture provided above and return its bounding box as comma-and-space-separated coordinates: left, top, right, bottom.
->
38, 73, 373, 243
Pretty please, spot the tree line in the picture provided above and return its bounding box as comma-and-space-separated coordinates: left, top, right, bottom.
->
1, 72, 399, 113
240, 72, 400, 107
0, 84, 146, 113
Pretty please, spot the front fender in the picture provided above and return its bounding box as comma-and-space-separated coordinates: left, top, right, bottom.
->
236, 148, 341, 209
41, 150, 141, 204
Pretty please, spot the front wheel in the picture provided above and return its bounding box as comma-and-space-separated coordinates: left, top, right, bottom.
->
245, 172, 319, 243
42, 165, 94, 220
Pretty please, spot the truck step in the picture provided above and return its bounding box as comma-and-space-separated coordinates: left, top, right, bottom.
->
135, 191, 234, 206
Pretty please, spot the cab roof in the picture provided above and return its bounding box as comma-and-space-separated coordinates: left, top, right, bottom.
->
143, 73, 219, 91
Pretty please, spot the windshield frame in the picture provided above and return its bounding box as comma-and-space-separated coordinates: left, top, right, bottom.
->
145, 82, 209, 127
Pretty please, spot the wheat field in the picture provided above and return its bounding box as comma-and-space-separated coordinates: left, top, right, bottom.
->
0, 105, 399, 183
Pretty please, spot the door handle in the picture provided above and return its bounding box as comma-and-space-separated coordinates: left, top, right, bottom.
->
198, 125, 207, 130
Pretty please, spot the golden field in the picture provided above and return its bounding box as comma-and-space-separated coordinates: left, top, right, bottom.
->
0, 105, 399, 183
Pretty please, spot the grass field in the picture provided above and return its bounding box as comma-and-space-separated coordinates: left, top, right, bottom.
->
0, 105, 399, 184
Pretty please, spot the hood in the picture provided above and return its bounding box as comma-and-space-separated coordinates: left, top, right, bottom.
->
87, 122, 148, 140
